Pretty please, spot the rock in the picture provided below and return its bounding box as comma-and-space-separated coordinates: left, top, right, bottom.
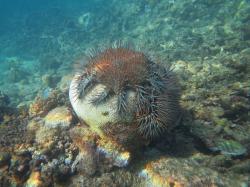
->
230, 160, 250, 174
42, 74, 61, 88
54, 164, 71, 182
44, 106, 73, 129
71, 151, 97, 177
139, 157, 247, 187
25, 171, 43, 187
0, 91, 10, 107
0, 152, 11, 167
35, 127, 59, 153
58, 74, 73, 92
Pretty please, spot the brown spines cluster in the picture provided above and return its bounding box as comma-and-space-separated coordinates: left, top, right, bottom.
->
137, 80, 180, 138
72, 46, 180, 139
88, 48, 150, 93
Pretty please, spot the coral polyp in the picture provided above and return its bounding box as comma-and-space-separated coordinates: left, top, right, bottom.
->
69, 45, 180, 140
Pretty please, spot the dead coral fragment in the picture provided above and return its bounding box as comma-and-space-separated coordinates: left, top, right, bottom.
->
0, 152, 11, 167
44, 106, 73, 129
70, 126, 97, 176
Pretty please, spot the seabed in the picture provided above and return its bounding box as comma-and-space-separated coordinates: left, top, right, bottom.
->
0, 0, 250, 186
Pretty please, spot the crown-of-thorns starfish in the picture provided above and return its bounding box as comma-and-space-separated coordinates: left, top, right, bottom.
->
69, 43, 180, 139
